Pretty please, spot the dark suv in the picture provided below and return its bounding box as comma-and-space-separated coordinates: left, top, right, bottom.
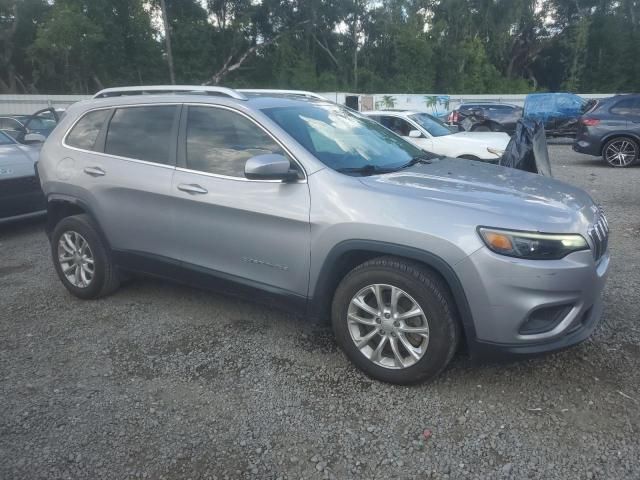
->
573, 94, 640, 167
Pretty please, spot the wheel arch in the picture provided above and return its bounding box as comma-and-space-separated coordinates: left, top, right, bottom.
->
600, 133, 640, 156
309, 240, 477, 342
46, 195, 110, 249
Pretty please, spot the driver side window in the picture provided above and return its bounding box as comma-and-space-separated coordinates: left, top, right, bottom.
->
185, 106, 287, 178
380, 116, 413, 136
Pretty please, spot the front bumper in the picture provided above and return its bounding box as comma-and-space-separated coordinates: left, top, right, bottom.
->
454, 247, 609, 360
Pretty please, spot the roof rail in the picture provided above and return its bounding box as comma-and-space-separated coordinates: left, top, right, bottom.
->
92, 85, 247, 100
237, 89, 327, 100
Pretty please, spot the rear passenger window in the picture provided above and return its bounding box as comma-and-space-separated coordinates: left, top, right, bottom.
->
185, 106, 285, 178
66, 110, 110, 150
610, 98, 639, 115
105, 106, 176, 164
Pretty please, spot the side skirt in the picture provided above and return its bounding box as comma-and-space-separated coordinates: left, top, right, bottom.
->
112, 250, 309, 316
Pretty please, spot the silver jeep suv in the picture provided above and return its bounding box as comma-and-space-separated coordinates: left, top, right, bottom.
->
38, 86, 610, 384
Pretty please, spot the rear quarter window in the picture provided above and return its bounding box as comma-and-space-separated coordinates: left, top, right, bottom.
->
66, 109, 111, 150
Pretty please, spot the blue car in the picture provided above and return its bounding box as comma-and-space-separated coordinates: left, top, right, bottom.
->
523, 93, 594, 137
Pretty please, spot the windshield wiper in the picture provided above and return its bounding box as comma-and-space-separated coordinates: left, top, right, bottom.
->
335, 164, 396, 176
394, 155, 434, 171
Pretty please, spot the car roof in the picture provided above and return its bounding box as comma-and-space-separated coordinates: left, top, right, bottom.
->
69, 91, 336, 116
363, 110, 420, 117
75, 86, 336, 113
459, 102, 520, 108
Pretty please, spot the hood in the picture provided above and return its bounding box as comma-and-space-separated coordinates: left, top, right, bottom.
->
358, 158, 598, 233
0, 144, 39, 178
446, 131, 510, 147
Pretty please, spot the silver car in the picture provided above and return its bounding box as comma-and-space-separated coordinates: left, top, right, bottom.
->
37, 87, 610, 384
0, 130, 45, 223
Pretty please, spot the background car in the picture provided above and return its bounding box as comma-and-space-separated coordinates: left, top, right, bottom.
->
573, 94, 640, 167
447, 102, 523, 134
0, 130, 45, 223
523, 93, 596, 137
364, 110, 510, 162
0, 108, 60, 144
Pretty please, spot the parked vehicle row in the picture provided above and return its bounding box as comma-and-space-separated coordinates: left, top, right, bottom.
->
446, 93, 595, 138
0, 108, 62, 144
37, 86, 609, 384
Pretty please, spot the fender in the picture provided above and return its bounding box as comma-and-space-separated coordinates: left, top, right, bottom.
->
308, 239, 477, 341
600, 131, 640, 153
45, 194, 111, 250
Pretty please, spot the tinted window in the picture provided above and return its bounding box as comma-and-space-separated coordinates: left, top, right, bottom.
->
106, 106, 176, 164
610, 98, 640, 116
66, 109, 110, 150
186, 106, 285, 178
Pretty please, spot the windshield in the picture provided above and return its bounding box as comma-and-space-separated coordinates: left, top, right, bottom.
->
25, 117, 57, 130
409, 113, 453, 137
0, 130, 14, 145
262, 104, 425, 174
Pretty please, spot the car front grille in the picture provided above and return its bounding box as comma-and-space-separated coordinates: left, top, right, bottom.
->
588, 207, 609, 261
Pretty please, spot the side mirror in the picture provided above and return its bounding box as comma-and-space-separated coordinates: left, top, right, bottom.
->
245, 153, 299, 181
23, 133, 46, 144
408, 129, 422, 138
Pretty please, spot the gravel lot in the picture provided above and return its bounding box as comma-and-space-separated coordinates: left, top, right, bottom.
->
1, 145, 639, 480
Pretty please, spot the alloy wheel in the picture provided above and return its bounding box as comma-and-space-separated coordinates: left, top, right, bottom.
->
605, 139, 638, 167
347, 283, 429, 369
57, 231, 95, 288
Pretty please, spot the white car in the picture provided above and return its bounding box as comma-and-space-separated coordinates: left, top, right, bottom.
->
363, 110, 510, 162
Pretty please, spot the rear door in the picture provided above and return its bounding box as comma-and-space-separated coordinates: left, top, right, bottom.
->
170, 104, 311, 297
65, 104, 180, 259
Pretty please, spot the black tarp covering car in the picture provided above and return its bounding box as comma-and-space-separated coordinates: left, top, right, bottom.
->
499, 119, 552, 176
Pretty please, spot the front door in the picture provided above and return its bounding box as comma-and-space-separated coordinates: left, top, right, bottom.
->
171, 104, 311, 297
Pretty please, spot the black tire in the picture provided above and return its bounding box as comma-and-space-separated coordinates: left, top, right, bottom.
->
472, 124, 491, 132
51, 214, 120, 299
331, 256, 460, 384
602, 137, 639, 168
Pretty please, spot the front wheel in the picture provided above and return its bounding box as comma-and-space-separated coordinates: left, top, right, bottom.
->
603, 137, 639, 167
332, 256, 460, 384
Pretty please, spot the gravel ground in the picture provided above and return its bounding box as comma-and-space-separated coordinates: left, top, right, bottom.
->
1, 145, 639, 480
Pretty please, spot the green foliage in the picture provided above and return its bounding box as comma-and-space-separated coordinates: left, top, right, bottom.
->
0, 0, 637, 94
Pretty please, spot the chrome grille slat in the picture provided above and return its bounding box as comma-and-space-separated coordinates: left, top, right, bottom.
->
588, 207, 609, 261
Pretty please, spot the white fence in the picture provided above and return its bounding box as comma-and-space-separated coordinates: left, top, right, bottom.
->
0, 92, 614, 115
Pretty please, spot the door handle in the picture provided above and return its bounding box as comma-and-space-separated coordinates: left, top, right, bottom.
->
177, 183, 208, 195
83, 166, 106, 177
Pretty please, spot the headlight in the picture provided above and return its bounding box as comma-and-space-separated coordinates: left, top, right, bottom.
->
478, 227, 589, 260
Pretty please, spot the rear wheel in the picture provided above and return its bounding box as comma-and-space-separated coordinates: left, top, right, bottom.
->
332, 256, 460, 384
603, 137, 639, 167
51, 214, 120, 299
